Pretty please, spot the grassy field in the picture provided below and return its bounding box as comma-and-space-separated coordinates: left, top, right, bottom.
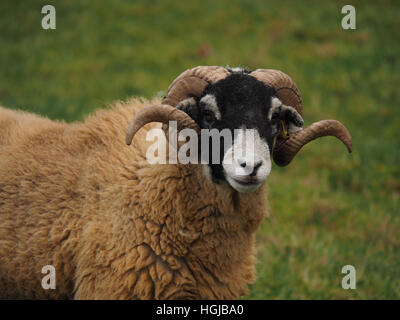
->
1, 0, 399, 299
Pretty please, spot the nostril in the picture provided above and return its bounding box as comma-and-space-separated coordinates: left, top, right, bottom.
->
250, 161, 263, 177
237, 159, 263, 176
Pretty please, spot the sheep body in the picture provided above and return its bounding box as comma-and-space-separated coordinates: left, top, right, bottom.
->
0, 98, 267, 299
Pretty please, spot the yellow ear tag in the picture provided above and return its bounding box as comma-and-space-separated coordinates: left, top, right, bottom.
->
280, 120, 289, 139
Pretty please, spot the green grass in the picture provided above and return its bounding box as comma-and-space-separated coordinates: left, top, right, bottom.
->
1, 0, 399, 299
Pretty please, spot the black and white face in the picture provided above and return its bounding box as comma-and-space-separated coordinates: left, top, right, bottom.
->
177, 71, 303, 193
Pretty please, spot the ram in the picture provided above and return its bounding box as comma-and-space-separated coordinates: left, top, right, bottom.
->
0, 66, 352, 299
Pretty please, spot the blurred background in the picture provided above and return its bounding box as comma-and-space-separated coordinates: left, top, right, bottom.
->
0, 0, 399, 299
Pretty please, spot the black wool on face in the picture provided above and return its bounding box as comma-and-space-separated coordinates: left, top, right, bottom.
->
197, 73, 279, 182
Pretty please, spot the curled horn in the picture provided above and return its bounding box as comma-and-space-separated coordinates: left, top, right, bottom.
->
126, 66, 229, 145
250, 69, 353, 166
126, 105, 200, 145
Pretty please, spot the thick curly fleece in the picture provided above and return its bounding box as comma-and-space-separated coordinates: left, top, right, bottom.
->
0, 98, 268, 299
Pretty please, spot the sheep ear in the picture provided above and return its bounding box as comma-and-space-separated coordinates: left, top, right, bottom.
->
176, 97, 199, 123
268, 97, 304, 134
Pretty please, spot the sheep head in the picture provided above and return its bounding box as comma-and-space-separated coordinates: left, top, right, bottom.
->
126, 66, 352, 192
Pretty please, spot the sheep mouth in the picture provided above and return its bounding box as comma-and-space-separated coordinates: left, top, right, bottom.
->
227, 176, 264, 193
232, 177, 260, 186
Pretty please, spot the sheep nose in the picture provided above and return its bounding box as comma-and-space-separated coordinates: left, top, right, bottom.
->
239, 160, 263, 176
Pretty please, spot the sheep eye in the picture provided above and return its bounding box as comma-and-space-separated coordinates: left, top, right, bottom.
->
203, 110, 215, 123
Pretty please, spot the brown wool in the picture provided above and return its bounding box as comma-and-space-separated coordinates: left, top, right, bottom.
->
0, 98, 267, 299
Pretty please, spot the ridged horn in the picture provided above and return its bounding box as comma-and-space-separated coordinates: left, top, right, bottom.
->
162, 66, 230, 106
126, 66, 229, 145
273, 120, 353, 166
250, 69, 303, 114
126, 104, 200, 145
250, 69, 353, 166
